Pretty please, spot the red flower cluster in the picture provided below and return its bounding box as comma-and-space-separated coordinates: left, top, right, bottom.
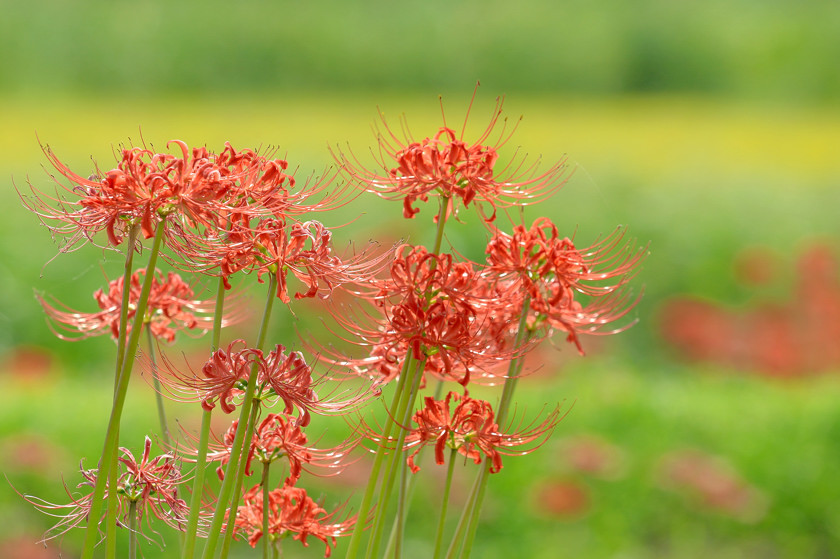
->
486, 219, 645, 352
24, 141, 297, 249
211, 412, 354, 487
336, 95, 569, 223
27, 437, 187, 544
38, 268, 235, 343
330, 221, 643, 386
24, 140, 381, 303
404, 391, 560, 474
233, 484, 356, 556
161, 339, 368, 423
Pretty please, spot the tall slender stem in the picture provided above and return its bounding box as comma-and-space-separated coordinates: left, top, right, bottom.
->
343, 354, 413, 559
81, 221, 166, 559
183, 276, 227, 559
219, 400, 261, 559
128, 500, 138, 559
433, 448, 458, 559
106, 224, 139, 559
430, 196, 451, 257
200, 272, 276, 559
261, 461, 271, 559
447, 297, 533, 559
365, 357, 425, 559
394, 454, 408, 559
146, 325, 172, 449
383, 377, 446, 557
114, 225, 140, 391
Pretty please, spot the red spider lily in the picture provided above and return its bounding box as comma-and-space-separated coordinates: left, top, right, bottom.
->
20, 140, 353, 254
156, 341, 371, 421
233, 483, 356, 557
25, 437, 189, 545
371, 245, 481, 310
326, 293, 514, 386
209, 413, 356, 486
154, 339, 259, 414
403, 391, 561, 474
335, 93, 569, 223
321, 245, 530, 386
37, 268, 241, 343
173, 217, 390, 302
485, 218, 645, 352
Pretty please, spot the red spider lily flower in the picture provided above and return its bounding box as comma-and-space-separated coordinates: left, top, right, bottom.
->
155, 339, 260, 414
335, 93, 569, 223
233, 483, 356, 557
25, 437, 189, 545
37, 268, 241, 343
20, 140, 354, 255
157, 341, 371, 421
327, 294, 505, 386
322, 246, 529, 386
485, 218, 646, 352
173, 217, 390, 303
404, 391, 561, 474
210, 413, 356, 486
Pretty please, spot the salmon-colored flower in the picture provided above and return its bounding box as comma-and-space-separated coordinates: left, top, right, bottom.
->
404, 391, 561, 474
336, 94, 569, 223
158, 340, 369, 422
26, 437, 188, 545
21, 140, 352, 255
323, 244, 527, 386
233, 483, 356, 557
485, 219, 645, 352
38, 268, 238, 343
210, 413, 355, 487
174, 217, 389, 302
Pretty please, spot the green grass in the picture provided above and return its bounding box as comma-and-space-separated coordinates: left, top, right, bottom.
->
3, 359, 840, 558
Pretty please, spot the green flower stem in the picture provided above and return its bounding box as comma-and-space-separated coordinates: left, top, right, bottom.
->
394, 455, 409, 559
433, 448, 458, 559
430, 196, 451, 258
347, 195, 451, 559
106, 226, 139, 559
365, 357, 425, 559
443, 470, 481, 559
343, 354, 414, 559
447, 297, 533, 559
211, 276, 226, 350
182, 276, 227, 559
383, 376, 446, 557
105, 447, 118, 559
495, 295, 532, 427
182, 408, 212, 559
128, 500, 138, 559
114, 223, 140, 392
81, 221, 166, 559
146, 325, 172, 450
261, 460, 271, 559
200, 272, 276, 559
219, 400, 261, 559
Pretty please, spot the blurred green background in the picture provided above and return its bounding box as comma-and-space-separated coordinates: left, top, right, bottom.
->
2, 1, 840, 558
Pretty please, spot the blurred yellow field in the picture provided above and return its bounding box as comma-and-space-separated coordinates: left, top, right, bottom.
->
3, 94, 839, 185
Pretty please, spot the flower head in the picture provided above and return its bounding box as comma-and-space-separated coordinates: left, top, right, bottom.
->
404, 391, 561, 474
20, 140, 353, 256
38, 268, 235, 343
209, 412, 355, 486
26, 437, 188, 545
336, 92, 569, 223
233, 484, 356, 557
485, 219, 646, 352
